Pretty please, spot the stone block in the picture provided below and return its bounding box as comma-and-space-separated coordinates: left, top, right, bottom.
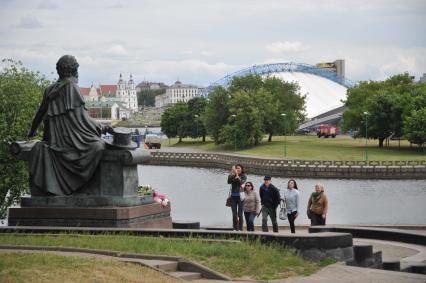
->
8, 203, 172, 228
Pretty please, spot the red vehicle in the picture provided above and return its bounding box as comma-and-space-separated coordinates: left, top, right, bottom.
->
317, 124, 340, 138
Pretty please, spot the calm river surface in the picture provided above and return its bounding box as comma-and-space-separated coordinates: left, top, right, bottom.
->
139, 165, 426, 226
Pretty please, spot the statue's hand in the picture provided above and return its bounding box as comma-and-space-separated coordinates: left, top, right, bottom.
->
27, 130, 37, 139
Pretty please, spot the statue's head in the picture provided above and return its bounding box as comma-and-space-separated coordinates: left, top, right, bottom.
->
56, 55, 79, 79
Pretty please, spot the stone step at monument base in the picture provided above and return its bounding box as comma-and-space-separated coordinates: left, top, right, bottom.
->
7, 203, 172, 228
20, 195, 154, 207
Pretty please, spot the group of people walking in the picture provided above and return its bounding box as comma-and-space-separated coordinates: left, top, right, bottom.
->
227, 164, 328, 233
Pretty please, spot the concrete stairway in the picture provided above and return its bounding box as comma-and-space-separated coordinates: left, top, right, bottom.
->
347, 244, 383, 269
117, 257, 216, 281
139, 259, 202, 281
347, 244, 426, 275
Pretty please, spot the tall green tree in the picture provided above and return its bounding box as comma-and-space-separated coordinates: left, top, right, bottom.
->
263, 77, 306, 141
204, 74, 306, 146
187, 97, 207, 141
404, 108, 426, 147
228, 74, 263, 93
160, 102, 191, 142
0, 59, 49, 219
403, 83, 426, 147
220, 90, 263, 148
343, 73, 417, 147
204, 87, 229, 144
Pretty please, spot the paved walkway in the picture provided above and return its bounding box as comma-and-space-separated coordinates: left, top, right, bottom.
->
194, 263, 426, 283
275, 263, 426, 283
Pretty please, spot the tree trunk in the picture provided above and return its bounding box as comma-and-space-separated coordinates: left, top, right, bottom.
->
379, 137, 385, 148
178, 136, 182, 143
202, 134, 206, 142
268, 132, 273, 142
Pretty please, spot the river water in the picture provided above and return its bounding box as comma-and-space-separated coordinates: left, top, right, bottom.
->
139, 165, 426, 227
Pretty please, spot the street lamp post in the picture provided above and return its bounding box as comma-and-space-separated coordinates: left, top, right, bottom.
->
231, 114, 236, 152
194, 114, 199, 141
363, 111, 368, 162
281, 113, 287, 158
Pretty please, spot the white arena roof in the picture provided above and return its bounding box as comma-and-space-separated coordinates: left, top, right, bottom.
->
265, 72, 348, 118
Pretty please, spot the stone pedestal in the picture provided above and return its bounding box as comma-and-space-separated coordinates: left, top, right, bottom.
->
8, 144, 172, 228
8, 203, 172, 228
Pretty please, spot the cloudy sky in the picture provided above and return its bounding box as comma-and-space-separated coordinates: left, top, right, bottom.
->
0, 0, 425, 87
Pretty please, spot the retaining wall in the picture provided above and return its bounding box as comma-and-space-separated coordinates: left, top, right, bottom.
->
145, 152, 426, 179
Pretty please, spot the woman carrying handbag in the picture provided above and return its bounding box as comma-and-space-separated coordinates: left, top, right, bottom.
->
227, 164, 246, 231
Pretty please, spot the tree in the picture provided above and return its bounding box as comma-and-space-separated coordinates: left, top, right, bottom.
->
160, 107, 178, 139
228, 74, 263, 93
204, 87, 229, 144
187, 97, 207, 141
160, 102, 191, 142
137, 89, 165, 107
0, 59, 49, 219
403, 83, 426, 147
343, 73, 416, 147
404, 108, 426, 147
263, 77, 306, 141
204, 74, 306, 147
220, 90, 263, 148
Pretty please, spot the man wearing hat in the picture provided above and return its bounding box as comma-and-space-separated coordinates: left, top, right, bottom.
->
259, 176, 281, 232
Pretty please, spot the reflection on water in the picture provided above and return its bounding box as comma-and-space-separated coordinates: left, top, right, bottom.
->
139, 165, 426, 226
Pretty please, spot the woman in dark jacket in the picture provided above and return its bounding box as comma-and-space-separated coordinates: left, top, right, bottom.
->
227, 164, 247, 231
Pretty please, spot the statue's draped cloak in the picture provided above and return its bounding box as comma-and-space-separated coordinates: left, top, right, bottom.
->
28, 77, 104, 195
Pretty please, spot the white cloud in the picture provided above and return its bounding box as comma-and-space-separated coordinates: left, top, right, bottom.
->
38, 0, 58, 9
14, 14, 43, 29
265, 41, 310, 53
108, 2, 125, 9
141, 59, 237, 76
200, 51, 213, 56
379, 56, 416, 79
103, 44, 128, 56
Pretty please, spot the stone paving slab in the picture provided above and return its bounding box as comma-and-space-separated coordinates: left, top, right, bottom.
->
276, 263, 426, 283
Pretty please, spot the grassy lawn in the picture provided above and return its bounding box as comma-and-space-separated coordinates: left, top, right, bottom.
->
162, 135, 425, 161
0, 252, 178, 283
0, 234, 334, 280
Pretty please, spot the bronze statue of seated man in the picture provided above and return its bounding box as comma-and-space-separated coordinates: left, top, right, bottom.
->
26, 55, 110, 196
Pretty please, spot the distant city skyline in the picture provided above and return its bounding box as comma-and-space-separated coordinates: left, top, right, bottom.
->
0, 0, 425, 86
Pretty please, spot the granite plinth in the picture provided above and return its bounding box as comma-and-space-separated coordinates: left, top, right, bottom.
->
8, 203, 172, 228
20, 195, 153, 207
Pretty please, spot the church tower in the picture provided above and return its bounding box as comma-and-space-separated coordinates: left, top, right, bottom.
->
117, 73, 126, 97
128, 74, 138, 111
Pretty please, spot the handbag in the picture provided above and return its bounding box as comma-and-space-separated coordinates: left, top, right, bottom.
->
279, 199, 287, 220
225, 196, 232, 207
307, 210, 312, 219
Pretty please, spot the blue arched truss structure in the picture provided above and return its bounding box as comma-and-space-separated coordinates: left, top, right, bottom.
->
201, 62, 354, 97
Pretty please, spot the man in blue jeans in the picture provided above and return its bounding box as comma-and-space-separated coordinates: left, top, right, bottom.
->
259, 176, 281, 232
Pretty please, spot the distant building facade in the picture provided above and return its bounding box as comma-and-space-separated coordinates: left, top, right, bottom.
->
155, 80, 203, 107
136, 81, 168, 92
80, 74, 137, 121
155, 94, 168, 108
419, 73, 426, 84
117, 74, 138, 112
